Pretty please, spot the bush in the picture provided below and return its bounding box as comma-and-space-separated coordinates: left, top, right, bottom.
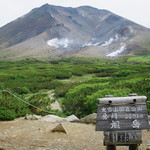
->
131, 79, 150, 98
16, 108, 31, 117
37, 77, 52, 83
9, 74, 26, 79
0, 107, 16, 121
15, 87, 30, 94
30, 80, 64, 92
27, 93, 52, 116
61, 86, 131, 118
85, 88, 131, 113
49, 80, 64, 89
50, 71, 72, 79
113, 70, 137, 77
85, 77, 111, 84
71, 68, 86, 76
112, 77, 143, 89
0, 91, 32, 119
95, 66, 118, 77
55, 82, 80, 97
65, 83, 109, 102
61, 83, 109, 117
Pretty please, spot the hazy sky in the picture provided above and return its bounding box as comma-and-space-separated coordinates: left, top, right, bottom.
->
0, 0, 150, 28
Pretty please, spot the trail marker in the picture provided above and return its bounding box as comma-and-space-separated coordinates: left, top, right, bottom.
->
96, 94, 150, 150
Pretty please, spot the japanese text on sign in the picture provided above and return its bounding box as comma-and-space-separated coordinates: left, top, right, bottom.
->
96, 104, 150, 131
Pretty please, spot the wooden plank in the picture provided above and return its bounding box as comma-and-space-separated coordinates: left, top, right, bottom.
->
96, 104, 150, 131
97, 104, 148, 120
104, 130, 142, 145
98, 96, 147, 105
96, 119, 150, 131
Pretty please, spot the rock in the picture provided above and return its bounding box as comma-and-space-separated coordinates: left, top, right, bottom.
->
24, 114, 42, 120
79, 113, 97, 124
51, 123, 68, 134
40, 115, 66, 123
50, 100, 62, 112
41, 114, 79, 123
66, 115, 79, 122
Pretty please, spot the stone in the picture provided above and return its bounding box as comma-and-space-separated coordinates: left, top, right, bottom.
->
66, 115, 79, 122
51, 123, 68, 134
50, 100, 62, 112
79, 113, 97, 124
24, 114, 42, 120
40, 115, 66, 123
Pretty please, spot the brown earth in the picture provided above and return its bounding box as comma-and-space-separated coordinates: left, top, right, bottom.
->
0, 118, 150, 150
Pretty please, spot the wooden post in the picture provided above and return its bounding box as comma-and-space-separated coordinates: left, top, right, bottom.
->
129, 144, 139, 150
106, 145, 116, 150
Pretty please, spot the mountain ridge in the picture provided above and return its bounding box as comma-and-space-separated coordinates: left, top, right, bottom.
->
0, 4, 150, 60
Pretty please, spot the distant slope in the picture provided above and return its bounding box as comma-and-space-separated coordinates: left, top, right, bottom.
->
0, 4, 150, 60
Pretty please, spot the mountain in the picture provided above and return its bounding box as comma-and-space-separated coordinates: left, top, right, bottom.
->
0, 4, 150, 60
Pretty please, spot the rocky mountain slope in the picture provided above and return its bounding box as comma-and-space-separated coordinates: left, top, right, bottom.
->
0, 4, 150, 60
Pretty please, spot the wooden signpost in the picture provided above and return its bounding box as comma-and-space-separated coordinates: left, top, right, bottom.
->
96, 94, 150, 150
104, 130, 142, 145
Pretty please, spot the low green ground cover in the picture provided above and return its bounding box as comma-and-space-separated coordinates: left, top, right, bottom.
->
0, 56, 150, 120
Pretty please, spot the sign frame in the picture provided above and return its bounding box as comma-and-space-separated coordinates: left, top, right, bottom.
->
96, 104, 150, 131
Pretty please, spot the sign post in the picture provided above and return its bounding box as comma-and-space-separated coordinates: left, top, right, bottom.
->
96, 94, 150, 150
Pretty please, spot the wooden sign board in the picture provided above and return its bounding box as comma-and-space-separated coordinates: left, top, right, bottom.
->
96, 104, 150, 131
104, 130, 142, 145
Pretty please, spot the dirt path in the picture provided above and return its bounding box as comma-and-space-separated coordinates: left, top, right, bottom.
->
0, 118, 150, 150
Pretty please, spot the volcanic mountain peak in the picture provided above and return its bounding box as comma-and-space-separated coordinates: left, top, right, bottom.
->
0, 4, 150, 60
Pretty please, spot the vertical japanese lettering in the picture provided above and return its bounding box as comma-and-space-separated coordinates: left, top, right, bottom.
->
111, 113, 118, 119
101, 113, 109, 120
110, 120, 120, 129
132, 119, 141, 128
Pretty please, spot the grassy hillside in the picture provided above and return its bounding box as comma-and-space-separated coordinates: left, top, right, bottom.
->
0, 56, 150, 120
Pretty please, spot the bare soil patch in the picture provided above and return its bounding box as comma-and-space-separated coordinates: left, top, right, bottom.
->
0, 118, 150, 150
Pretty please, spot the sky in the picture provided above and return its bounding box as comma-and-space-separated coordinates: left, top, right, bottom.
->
0, 0, 150, 28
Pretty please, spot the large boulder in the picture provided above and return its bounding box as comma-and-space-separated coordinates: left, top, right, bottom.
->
79, 113, 97, 124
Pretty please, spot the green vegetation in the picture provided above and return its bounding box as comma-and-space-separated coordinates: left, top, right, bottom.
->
0, 107, 16, 121
127, 56, 150, 63
0, 56, 150, 120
